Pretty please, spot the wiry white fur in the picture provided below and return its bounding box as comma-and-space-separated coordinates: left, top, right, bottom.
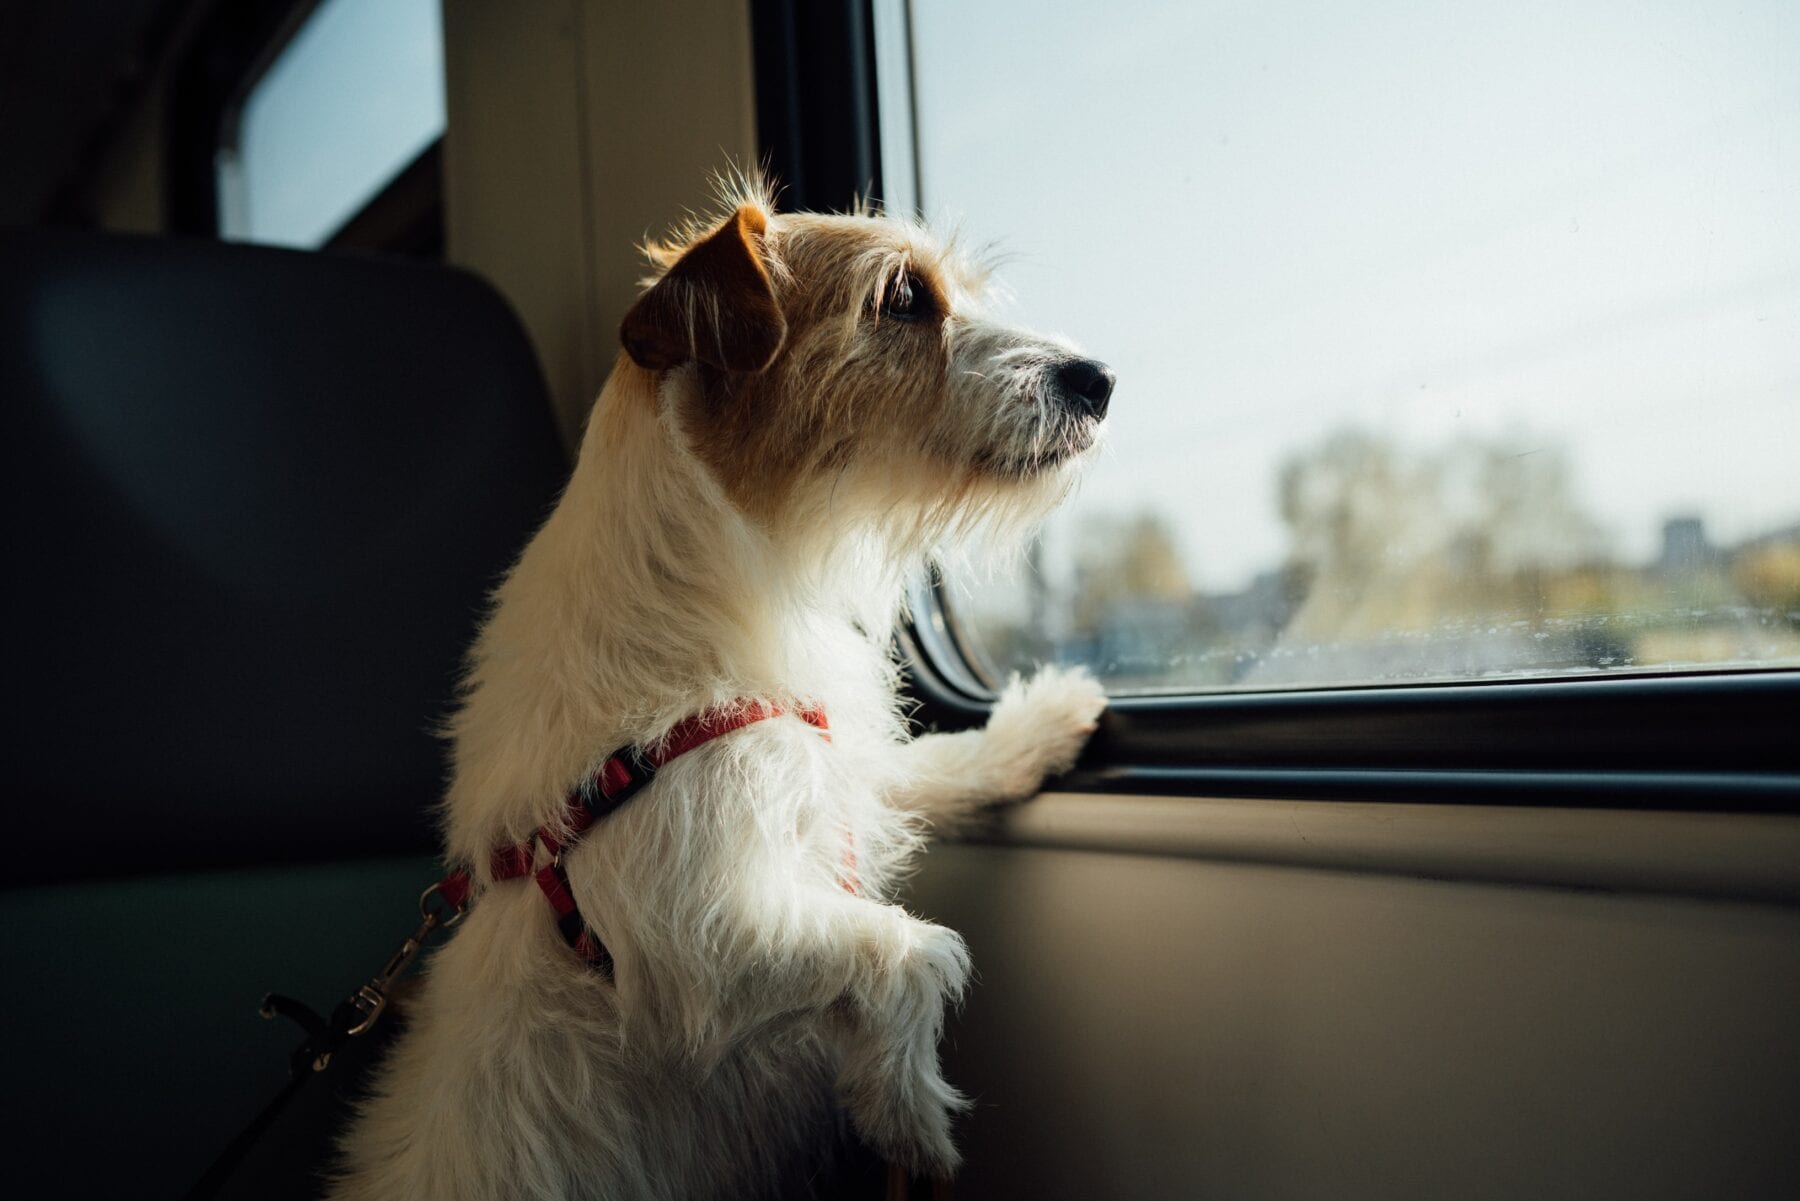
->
329, 200, 1107, 1201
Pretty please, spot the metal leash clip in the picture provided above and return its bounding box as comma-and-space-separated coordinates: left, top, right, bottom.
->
198, 880, 470, 1201
343, 880, 468, 1038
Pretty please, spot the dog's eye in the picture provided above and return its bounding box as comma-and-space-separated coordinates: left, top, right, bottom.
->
878, 272, 929, 321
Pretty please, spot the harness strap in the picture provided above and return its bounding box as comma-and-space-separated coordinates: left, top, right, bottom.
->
439, 703, 832, 967
535, 861, 612, 970
186, 704, 843, 1201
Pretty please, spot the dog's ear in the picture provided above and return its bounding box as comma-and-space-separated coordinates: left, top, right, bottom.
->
620, 206, 787, 373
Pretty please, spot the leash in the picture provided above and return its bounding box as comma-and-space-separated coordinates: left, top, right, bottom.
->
181, 880, 467, 1201
183, 702, 831, 1200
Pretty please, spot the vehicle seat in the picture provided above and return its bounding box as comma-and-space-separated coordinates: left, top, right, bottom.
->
0, 228, 568, 1197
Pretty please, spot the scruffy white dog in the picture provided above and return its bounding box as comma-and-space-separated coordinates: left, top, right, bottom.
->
331, 179, 1114, 1200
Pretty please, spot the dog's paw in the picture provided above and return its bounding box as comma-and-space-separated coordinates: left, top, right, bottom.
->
905, 920, 974, 1003
979, 664, 1107, 801
844, 1064, 971, 1178
841, 921, 974, 1177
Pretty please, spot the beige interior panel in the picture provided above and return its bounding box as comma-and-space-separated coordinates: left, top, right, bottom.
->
981, 792, 1800, 905
441, 0, 758, 449
909, 802, 1800, 1200
442, 0, 601, 449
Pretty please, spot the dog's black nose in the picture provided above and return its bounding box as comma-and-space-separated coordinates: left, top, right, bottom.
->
1053, 357, 1115, 420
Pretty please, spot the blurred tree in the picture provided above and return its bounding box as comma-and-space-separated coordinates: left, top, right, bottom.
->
1069, 511, 1189, 634
1734, 539, 1800, 617
1276, 428, 1607, 641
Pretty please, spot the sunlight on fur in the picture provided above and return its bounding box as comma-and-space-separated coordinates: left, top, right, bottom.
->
330, 173, 1114, 1201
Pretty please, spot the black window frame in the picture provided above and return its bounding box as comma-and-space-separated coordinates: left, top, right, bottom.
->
758, 0, 1800, 815
169, 0, 445, 259
752, 0, 884, 214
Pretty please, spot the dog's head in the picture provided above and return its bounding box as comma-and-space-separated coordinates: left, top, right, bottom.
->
619, 187, 1112, 541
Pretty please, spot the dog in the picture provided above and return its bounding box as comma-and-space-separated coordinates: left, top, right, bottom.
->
329, 176, 1114, 1201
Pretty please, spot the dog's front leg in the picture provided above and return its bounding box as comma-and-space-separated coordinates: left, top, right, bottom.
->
731, 886, 974, 1174
829, 898, 974, 1176
885, 664, 1106, 829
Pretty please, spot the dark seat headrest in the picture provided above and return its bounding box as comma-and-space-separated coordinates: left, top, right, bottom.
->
0, 230, 569, 884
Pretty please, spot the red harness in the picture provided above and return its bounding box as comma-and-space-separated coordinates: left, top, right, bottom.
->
435, 704, 833, 972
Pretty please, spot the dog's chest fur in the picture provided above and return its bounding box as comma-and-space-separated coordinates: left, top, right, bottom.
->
334, 605, 919, 1199
341, 747, 899, 1197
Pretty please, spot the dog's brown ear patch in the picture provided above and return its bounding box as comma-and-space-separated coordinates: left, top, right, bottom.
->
620, 206, 787, 373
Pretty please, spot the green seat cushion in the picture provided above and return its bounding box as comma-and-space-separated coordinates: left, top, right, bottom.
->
0, 853, 441, 1198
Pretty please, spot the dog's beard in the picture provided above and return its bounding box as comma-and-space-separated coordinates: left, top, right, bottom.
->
972, 412, 1101, 480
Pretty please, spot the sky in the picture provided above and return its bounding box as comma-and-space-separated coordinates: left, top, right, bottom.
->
895, 0, 1800, 594
223, 0, 444, 248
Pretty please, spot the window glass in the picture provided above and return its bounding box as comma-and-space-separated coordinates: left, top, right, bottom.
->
884, 0, 1800, 692
218, 0, 445, 249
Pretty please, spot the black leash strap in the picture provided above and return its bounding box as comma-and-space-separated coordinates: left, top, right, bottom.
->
180, 994, 346, 1201
181, 882, 466, 1201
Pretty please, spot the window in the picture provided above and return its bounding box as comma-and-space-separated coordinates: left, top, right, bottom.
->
877, 0, 1800, 694
216, 0, 446, 249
